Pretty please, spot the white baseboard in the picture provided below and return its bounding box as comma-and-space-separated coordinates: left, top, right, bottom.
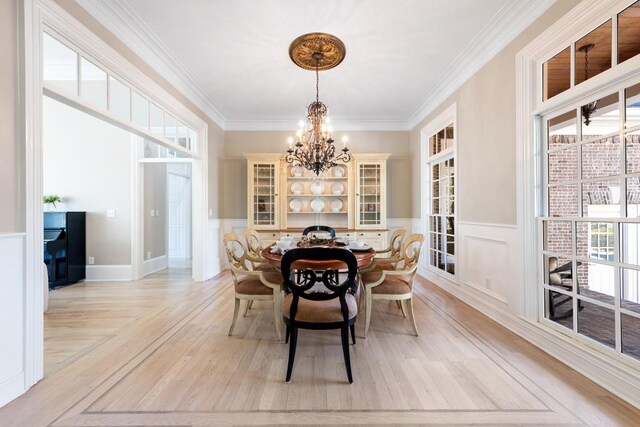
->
143, 255, 168, 276
85, 265, 133, 281
0, 372, 26, 408
420, 270, 640, 409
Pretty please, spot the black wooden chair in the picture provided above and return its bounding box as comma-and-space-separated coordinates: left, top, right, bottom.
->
280, 248, 358, 383
302, 225, 336, 239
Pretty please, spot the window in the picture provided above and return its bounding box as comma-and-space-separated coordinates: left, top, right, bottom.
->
426, 121, 455, 276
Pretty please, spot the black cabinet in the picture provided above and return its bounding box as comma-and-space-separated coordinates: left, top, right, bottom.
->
44, 211, 86, 288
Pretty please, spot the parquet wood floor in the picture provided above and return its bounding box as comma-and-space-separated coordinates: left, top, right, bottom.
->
0, 268, 638, 426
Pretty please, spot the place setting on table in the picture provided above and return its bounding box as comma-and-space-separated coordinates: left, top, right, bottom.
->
262, 231, 376, 269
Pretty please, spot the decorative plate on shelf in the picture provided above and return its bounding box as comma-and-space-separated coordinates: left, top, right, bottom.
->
330, 198, 343, 212
289, 198, 302, 212
290, 182, 303, 195
332, 165, 346, 178
290, 166, 304, 177
331, 182, 344, 195
310, 181, 325, 195
310, 198, 325, 213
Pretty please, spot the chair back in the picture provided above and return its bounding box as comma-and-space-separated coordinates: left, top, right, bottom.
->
302, 225, 336, 239
244, 229, 264, 258
223, 233, 250, 278
281, 248, 358, 322
397, 234, 425, 287
389, 228, 407, 257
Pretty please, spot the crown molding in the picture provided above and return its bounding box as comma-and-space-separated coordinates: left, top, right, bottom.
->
407, 0, 557, 129
225, 115, 410, 131
75, 0, 227, 129
75, 0, 556, 132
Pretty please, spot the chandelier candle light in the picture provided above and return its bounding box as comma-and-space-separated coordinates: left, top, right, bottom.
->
285, 32, 351, 176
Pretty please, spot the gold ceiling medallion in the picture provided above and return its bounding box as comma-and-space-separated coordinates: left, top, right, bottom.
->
288, 32, 346, 71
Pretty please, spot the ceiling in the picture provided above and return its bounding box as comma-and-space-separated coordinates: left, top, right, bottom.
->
79, 0, 554, 130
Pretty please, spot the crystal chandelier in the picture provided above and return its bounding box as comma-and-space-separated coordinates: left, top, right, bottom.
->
285, 33, 351, 176
578, 43, 598, 126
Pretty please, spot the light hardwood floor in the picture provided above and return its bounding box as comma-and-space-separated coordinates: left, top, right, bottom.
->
1, 268, 639, 426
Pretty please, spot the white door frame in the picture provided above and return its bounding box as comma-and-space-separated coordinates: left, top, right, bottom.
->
23, 0, 212, 390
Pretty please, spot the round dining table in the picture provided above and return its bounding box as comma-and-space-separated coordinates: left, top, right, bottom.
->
261, 242, 376, 270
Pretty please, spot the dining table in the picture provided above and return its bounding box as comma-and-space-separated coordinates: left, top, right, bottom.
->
261, 241, 376, 270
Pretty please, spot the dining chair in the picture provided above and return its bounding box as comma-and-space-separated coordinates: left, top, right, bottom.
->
302, 225, 336, 239
361, 233, 424, 338
223, 233, 283, 339
280, 247, 359, 383
243, 228, 277, 271
361, 228, 406, 273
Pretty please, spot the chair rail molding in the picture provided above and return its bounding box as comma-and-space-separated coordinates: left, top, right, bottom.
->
515, 0, 640, 408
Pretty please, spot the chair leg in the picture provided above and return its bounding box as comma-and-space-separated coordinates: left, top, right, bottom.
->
397, 300, 406, 317
406, 298, 419, 336
243, 300, 251, 317
341, 327, 354, 383
364, 289, 373, 338
285, 327, 299, 383
249, 300, 255, 309
228, 297, 240, 336
272, 295, 281, 341
285, 324, 290, 344
350, 324, 356, 346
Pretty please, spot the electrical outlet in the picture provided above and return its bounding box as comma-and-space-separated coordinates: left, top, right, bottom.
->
107, 209, 116, 218
146, 251, 151, 260
88, 256, 94, 265
150, 209, 155, 217
485, 276, 491, 289
155, 209, 160, 216
209, 208, 213, 216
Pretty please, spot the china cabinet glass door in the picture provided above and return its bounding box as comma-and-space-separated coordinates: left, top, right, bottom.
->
251, 162, 278, 228
356, 162, 383, 228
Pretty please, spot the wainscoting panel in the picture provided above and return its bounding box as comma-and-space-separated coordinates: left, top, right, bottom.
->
0, 233, 26, 406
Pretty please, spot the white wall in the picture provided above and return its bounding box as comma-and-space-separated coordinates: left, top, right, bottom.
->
43, 96, 132, 270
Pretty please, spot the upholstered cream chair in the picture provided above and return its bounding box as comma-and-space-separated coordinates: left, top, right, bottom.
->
361, 233, 424, 338
361, 228, 406, 273
224, 233, 282, 339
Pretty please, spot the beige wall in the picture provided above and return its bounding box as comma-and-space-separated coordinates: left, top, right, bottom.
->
222, 130, 412, 219
43, 97, 132, 265
55, 0, 226, 218
410, 0, 581, 224
144, 163, 167, 260
0, 0, 22, 233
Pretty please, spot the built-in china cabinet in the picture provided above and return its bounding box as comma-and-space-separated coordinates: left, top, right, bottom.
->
245, 153, 390, 249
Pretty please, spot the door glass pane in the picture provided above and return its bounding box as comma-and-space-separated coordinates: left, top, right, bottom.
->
575, 20, 612, 86
548, 185, 578, 217
625, 82, 640, 129
618, 1, 640, 65
149, 103, 164, 136
165, 113, 177, 144
621, 313, 640, 360
548, 146, 578, 183
621, 268, 640, 314
578, 299, 616, 349
581, 93, 618, 138
131, 91, 149, 129
543, 220, 573, 255
80, 58, 107, 109
359, 164, 381, 226
621, 224, 640, 265
109, 76, 130, 121
543, 46, 571, 101
582, 179, 621, 218
545, 288, 574, 329
581, 136, 620, 179
548, 109, 577, 149
253, 164, 276, 226
43, 33, 78, 95
177, 121, 189, 149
